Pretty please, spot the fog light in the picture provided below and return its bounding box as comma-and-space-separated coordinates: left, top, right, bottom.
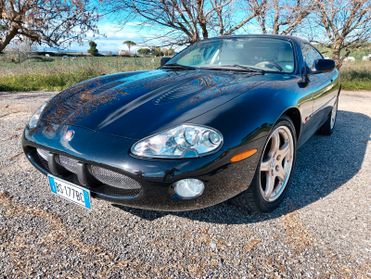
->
174, 179, 204, 199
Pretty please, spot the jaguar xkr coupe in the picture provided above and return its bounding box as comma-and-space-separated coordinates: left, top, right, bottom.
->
23, 35, 340, 212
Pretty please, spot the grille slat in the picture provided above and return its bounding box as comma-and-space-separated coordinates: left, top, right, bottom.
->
90, 165, 141, 190
36, 148, 49, 161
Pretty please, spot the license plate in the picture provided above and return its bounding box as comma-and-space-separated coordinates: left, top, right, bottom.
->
47, 174, 91, 209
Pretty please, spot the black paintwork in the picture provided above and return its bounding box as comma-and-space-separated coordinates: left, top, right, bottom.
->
22, 35, 340, 211
313, 59, 336, 73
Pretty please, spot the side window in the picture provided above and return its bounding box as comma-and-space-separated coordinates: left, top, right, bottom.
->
302, 43, 323, 70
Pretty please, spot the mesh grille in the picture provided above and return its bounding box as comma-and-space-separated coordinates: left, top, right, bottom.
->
36, 148, 49, 161
58, 155, 79, 174
90, 165, 141, 190
95, 185, 141, 197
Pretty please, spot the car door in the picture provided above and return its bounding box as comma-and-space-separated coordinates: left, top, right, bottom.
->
296, 43, 321, 144
302, 43, 339, 130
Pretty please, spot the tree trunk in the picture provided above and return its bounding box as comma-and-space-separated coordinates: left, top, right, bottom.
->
196, 0, 208, 39
0, 27, 18, 53
332, 48, 342, 69
332, 37, 345, 68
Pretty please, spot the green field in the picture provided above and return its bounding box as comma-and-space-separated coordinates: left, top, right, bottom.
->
0, 56, 161, 91
0, 55, 370, 91
341, 62, 371, 90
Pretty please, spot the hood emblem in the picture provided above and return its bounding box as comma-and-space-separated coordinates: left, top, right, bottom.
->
64, 130, 75, 141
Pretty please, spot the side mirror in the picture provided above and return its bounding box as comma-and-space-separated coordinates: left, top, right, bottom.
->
160, 57, 171, 66
313, 59, 336, 73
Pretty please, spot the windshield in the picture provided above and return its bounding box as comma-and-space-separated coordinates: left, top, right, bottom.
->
167, 37, 295, 73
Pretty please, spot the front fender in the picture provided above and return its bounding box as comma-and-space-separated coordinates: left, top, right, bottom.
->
190, 77, 303, 160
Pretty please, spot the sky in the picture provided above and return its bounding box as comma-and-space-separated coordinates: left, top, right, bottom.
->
55, 21, 263, 54
40, 2, 268, 54
39, 3, 317, 54
42, 21, 163, 54
37, 2, 169, 54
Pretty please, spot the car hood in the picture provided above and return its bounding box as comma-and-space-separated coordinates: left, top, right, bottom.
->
40, 69, 266, 139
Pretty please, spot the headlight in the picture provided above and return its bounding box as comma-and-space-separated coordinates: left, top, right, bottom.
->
131, 124, 223, 158
28, 102, 47, 129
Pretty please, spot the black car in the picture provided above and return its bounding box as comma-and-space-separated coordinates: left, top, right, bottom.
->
23, 35, 340, 212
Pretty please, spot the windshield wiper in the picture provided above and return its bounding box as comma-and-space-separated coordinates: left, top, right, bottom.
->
200, 64, 265, 74
161, 63, 196, 70
226, 64, 265, 73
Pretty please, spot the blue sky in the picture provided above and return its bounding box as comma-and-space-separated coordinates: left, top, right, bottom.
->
59, 20, 263, 54
41, 2, 269, 54
43, 20, 163, 53
41, 4, 314, 54
39, 2, 170, 53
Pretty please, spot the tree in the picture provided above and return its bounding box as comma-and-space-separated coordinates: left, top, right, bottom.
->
249, 0, 314, 35
109, 0, 259, 45
312, 0, 371, 67
123, 40, 136, 54
137, 47, 151, 56
163, 48, 175, 56
0, 0, 98, 53
88, 41, 98, 56
150, 46, 163, 57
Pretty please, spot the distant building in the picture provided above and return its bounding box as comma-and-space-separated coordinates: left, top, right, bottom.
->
344, 56, 356, 62
119, 50, 131, 56
362, 54, 371, 61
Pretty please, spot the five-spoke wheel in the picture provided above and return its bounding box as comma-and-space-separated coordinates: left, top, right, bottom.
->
232, 116, 297, 213
259, 126, 294, 202
234, 96, 339, 213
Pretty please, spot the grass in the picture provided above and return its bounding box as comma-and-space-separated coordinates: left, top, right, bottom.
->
0, 70, 100, 91
0, 56, 160, 91
341, 62, 371, 90
0, 55, 370, 91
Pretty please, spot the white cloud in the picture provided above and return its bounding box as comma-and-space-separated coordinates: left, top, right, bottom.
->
125, 21, 153, 27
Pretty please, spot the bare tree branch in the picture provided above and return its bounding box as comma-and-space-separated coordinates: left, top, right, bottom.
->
106, 0, 258, 45
0, 0, 99, 52
313, 0, 371, 67
249, 0, 314, 35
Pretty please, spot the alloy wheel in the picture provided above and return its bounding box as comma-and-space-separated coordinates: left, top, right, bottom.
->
259, 126, 294, 202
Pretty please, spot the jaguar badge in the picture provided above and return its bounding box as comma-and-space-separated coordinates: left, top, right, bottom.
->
64, 130, 75, 141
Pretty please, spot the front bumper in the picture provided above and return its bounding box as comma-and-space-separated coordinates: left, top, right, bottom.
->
23, 124, 265, 211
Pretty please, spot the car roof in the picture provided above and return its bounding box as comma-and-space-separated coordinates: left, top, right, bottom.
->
205, 34, 309, 45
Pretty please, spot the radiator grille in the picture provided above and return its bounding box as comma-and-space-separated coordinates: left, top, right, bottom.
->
90, 165, 141, 190
29, 147, 142, 198
58, 155, 79, 174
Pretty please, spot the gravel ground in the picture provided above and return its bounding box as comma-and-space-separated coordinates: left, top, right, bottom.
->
0, 90, 370, 278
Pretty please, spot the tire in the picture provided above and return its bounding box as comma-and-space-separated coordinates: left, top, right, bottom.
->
318, 96, 339, 135
231, 116, 297, 213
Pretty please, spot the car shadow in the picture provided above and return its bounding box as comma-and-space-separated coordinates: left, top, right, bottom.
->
114, 110, 370, 224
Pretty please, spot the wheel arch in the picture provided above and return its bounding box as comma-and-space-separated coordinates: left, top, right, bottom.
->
281, 107, 301, 140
